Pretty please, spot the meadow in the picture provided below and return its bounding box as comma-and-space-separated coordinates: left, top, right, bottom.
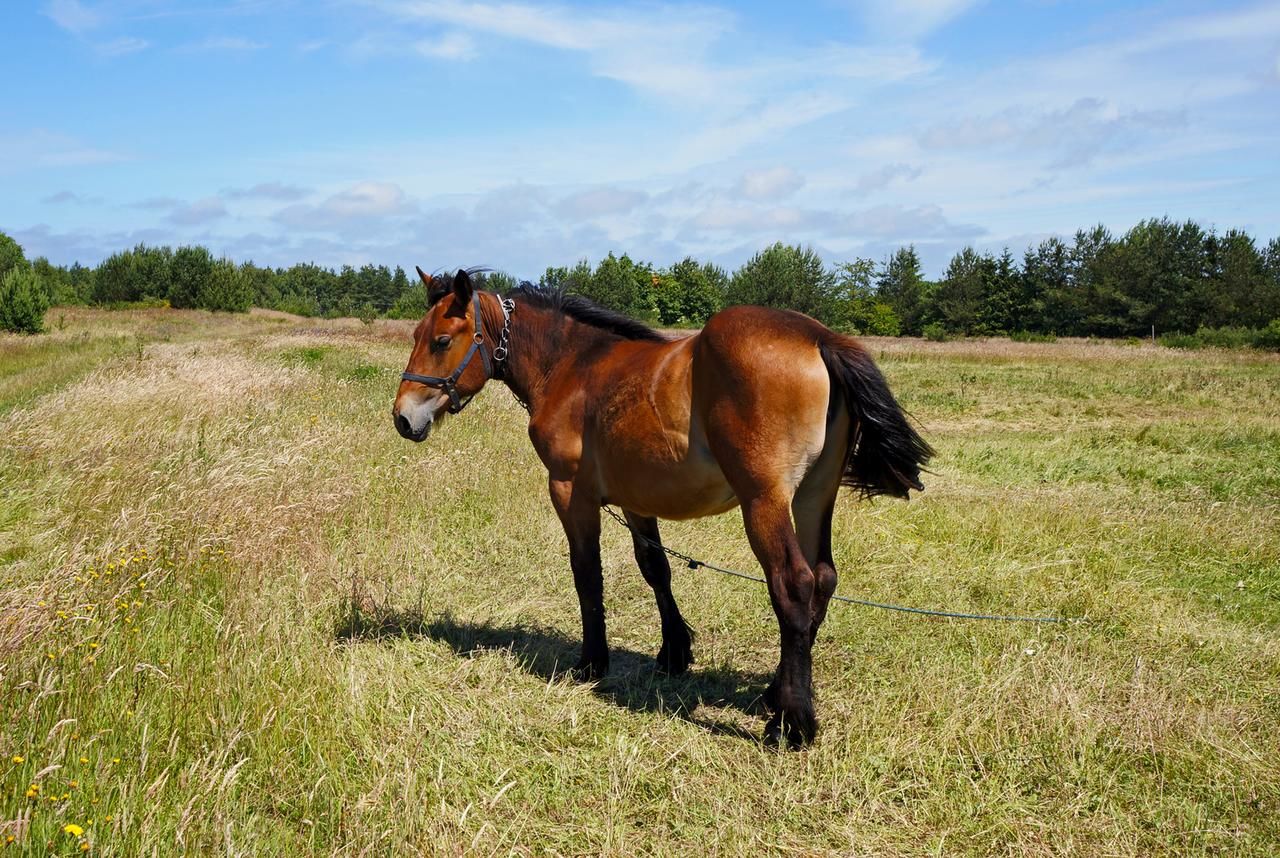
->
1, 306, 1277, 856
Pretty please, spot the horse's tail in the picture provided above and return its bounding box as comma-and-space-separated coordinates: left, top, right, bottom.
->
818, 335, 933, 499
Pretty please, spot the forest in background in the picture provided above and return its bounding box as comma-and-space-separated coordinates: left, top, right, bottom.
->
3, 218, 1279, 348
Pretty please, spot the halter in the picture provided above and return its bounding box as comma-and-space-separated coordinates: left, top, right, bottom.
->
400, 292, 515, 414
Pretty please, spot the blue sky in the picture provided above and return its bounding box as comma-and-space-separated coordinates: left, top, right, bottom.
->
2, 0, 1278, 278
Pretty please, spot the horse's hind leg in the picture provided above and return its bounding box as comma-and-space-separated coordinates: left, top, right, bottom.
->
739, 494, 818, 748
624, 511, 694, 674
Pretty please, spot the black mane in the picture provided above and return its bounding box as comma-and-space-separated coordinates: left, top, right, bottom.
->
426, 269, 664, 342
507, 283, 666, 342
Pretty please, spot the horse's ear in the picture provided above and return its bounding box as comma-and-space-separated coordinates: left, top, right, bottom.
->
453, 268, 473, 304
415, 266, 432, 289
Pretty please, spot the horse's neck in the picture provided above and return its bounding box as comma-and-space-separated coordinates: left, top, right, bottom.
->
500, 306, 594, 415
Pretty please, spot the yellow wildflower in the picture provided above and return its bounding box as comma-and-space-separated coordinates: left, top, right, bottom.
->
64, 824, 84, 838
11, 755, 23, 764
111, 758, 120, 765
69, 780, 79, 788
24, 786, 38, 798
81, 842, 90, 852
79, 757, 89, 764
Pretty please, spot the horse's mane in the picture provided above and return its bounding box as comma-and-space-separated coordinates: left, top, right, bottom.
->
506, 283, 666, 342
426, 269, 664, 342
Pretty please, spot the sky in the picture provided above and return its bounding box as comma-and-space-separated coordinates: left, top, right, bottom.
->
2, 0, 1278, 279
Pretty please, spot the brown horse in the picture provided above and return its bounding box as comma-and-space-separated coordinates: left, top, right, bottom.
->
393, 267, 932, 747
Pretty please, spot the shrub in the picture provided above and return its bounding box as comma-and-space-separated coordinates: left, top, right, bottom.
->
922, 322, 949, 342
1158, 332, 1203, 350
1010, 330, 1057, 343
0, 267, 52, 334
1255, 319, 1280, 351
1194, 326, 1255, 349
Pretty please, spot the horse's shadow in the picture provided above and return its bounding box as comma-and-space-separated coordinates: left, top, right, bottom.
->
336, 606, 770, 741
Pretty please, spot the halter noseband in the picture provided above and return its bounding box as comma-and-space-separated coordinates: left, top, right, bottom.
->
400, 292, 514, 414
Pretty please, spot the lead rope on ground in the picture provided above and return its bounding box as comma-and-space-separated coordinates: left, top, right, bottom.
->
603, 506, 1068, 624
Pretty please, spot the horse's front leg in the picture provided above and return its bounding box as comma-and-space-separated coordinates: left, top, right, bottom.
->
548, 477, 608, 680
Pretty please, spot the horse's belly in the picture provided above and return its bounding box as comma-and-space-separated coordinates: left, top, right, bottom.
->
598, 444, 738, 520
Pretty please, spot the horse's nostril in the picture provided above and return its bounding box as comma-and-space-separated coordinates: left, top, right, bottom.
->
394, 413, 412, 436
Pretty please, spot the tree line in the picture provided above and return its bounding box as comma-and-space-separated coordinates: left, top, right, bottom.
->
3, 217, 1279, 348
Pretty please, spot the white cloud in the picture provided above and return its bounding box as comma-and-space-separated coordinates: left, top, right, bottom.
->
851, 0, 983, 40
168, 197, 229, 226
273, 182, 415, 231
97, 36, 149, 56
414, 31, 476, 59
184, 36, 269, 52
223, 182, 310, 201
734, 167, 805, 201
854, 163, 922, 194
0, 129, 128, 173
43, 0, 101, 34
554, 187, 648, 219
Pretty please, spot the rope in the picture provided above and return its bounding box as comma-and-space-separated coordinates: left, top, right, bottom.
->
603, 506, 1068, 624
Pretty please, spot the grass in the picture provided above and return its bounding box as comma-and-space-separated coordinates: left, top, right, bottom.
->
2, 308, 1278, 855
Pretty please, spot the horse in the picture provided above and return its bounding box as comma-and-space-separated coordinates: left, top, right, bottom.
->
392, 267, 932, 747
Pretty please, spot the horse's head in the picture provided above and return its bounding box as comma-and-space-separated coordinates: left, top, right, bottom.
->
392, 267, 492, 442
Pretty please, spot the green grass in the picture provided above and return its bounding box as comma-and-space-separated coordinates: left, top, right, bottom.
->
2, 310, 1278, 855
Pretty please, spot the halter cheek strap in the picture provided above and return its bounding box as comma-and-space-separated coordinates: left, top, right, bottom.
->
400, 292, 492, 414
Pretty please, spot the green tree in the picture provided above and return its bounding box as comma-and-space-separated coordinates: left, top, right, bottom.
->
726, 242, 837, 325
875, 246, 928, 335
0, 266, 51, 334
541, 260, 594, 295
1070, 225, 1127, 336
168, 246, 214, 309
1206, 229, 1273, 328
197, 258, 252, 312
1023, 237, 1071, 334
94, 244, 173, 305
31, 256, 80, 306
657, 257, 725, 326
934, 247, 994, 335
240, 261, 278, 310
578, 253, 654, 320
0, 232, 26, 280
834, 258, 899, 335
977, 247, 1023, 334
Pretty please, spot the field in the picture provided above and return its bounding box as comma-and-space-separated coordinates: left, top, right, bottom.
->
2, 306, 1278, 856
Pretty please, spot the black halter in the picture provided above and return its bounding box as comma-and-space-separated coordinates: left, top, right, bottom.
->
400, 292, 493, 414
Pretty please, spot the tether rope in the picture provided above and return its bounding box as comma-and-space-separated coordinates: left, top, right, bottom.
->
603, 506, 1068, 624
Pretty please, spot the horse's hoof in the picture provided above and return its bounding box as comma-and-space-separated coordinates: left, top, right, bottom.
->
571, 657, 608, 682
764, 708, 817, 750
655, 642, 693, 675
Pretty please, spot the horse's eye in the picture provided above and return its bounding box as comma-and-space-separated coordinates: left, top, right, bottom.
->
434, 335, 452, 351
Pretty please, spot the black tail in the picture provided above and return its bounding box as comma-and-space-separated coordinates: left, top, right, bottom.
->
819, 337, 933, 499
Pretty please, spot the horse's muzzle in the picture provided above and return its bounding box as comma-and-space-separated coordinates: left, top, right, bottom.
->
393, 410, 431, 442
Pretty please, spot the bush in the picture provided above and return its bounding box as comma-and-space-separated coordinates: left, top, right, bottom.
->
1158, 332, 1203, 350
0, 267, 52, 334
275, 294, 320, 317
922, 322, 949, 342
1255, 319, 1280, 351
197, 259, 253, 312
1010, 330, 1057, 343
1194, 326, 1255, 349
